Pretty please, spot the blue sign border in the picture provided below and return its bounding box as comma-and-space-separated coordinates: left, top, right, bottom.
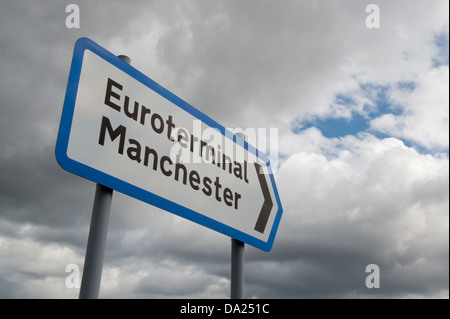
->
56, 37, 283, 252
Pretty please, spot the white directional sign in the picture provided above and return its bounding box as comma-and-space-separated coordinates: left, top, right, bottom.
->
56, 37, 283, 251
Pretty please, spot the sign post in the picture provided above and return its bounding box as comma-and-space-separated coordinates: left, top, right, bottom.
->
78, 184, 113, 299
231, 238, 245, 299
56, 38, 283, 297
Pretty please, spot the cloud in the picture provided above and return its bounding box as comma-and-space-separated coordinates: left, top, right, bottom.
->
0, 234, 82, 298
272, 132, 449, 298
371, 66, 449, 151
148, 0, 449, 130
133, 260, 228, 298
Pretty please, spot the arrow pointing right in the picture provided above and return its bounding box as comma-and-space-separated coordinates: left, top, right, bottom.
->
254, 163, 273, 234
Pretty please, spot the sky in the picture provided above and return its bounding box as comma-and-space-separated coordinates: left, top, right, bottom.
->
0, 0, 448, 299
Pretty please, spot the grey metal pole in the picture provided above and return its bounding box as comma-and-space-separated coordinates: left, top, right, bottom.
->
79, 184, 113, 299
231, 238, 245, 299
231, 132, 246, 299
79, 54, 130, 299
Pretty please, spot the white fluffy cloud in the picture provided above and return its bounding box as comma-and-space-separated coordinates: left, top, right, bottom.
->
371, 66, 449, 150
274, 132, 448, 297
0, 233, 82, 298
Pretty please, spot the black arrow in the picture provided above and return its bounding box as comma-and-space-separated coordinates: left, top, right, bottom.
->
254, 163, 273, 233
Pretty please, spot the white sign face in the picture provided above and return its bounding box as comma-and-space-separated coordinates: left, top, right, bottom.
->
56, 38, 283, 251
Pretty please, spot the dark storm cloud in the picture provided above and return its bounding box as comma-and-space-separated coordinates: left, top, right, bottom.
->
0, 0, 155, 228
152, 0, 366, 128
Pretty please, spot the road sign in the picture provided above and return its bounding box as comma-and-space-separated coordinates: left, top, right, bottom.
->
56, 37, 283, 251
